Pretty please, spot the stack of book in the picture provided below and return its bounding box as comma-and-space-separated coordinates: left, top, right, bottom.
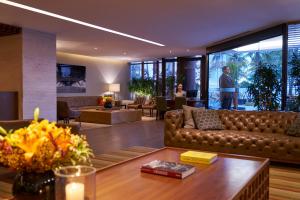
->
180, 151, 218, 164
141, 160, 195, 179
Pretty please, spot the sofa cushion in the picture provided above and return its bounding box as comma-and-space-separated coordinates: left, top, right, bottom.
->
287, 114, 300, 137
218, 110, 298, 134
182, 105, 205, 128
192, 110, 224, 130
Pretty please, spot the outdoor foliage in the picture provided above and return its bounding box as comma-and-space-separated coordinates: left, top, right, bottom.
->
247, 62, 281, 111
128, 78, 155, 96
289, 53, 300, 110
166, 76, 175, 98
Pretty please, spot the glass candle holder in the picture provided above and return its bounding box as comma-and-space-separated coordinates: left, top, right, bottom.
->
54, 165, 96, 200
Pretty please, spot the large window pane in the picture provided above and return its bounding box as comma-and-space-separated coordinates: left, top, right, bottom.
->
166, 61, 177, 98
208, 36, 282, 110
144, 62, 155, 79
130, 63, 142, 79
287, 24, 300, 111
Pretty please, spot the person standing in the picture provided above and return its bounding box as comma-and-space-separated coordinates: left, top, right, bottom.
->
175, 83, 186, 97
219, 66, 235, 110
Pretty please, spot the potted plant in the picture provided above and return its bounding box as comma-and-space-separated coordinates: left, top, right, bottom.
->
128, 78, 155, 97
247, 62, 281, 111
0, 108, 93, 199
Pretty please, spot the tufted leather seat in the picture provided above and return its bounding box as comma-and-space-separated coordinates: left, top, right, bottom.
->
164, 110, 300, 164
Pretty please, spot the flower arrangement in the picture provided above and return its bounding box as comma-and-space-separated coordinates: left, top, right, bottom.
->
103, 97, 113, 108
0, 108, 93, 173
103, 96, 113, 103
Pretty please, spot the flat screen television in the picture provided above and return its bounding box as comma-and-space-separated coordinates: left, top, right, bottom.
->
56, 64, 86, 93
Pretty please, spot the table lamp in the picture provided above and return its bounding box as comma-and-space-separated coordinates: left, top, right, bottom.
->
109, 83, 120, 100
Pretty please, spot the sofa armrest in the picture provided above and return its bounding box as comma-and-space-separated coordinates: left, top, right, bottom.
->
165, 110, 184, 130
164, 110, 184, 146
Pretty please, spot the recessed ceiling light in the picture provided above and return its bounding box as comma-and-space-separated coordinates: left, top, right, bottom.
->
0, 0, 165, 47
94, 47, 98, 50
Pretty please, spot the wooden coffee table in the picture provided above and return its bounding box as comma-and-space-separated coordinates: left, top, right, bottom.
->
96, 147, 269, 200
79, 109, 142, 124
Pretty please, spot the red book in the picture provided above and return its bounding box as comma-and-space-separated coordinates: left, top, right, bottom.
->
141, 160, 195, 179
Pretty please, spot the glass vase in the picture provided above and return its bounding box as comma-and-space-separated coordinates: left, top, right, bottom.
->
12, 170, 55, 200
54, 165, 96, 200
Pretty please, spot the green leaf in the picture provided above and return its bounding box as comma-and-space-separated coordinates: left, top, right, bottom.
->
0, 126, 7, 135
34, 107, 40, 121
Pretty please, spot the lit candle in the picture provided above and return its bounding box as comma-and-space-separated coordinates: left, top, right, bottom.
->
65, 182, 84, 200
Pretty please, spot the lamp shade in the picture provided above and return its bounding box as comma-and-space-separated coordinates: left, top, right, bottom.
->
109, 84, 120, 92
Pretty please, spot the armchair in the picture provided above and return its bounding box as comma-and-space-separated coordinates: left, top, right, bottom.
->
142, 98, 156, 117
57, 101, 81, 125
127, 96, 146, 110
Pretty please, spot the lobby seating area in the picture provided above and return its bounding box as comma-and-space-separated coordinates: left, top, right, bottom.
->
165, 109, 300, 163
1, 1, 300, 199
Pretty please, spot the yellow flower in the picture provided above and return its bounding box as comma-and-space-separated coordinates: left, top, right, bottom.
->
0, 107, 93, 172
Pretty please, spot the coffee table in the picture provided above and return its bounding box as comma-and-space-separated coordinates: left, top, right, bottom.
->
96, 147, 269, 200
79, 109, 142, 124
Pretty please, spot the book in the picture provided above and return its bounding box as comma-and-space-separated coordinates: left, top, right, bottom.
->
141, 160, 195, 179
180, 151, 218, 164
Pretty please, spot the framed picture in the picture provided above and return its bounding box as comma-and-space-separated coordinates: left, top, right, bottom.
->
57, 64, 86, 93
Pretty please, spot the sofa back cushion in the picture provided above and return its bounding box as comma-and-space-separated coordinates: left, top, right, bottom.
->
57, 96, 99, 108
218, 110, 298, 134
192, 110, 224, 130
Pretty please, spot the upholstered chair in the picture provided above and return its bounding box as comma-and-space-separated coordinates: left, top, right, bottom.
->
142, 97, 156, 117
155, 96, 171, 120
57, 101, 81, 124
127, 96, 146, 109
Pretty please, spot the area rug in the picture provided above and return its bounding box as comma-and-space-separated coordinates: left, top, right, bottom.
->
1, 147, 300, 199
269, 166, 300, 200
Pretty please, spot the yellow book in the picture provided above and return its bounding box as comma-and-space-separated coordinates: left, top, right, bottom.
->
180, 151, 218, 164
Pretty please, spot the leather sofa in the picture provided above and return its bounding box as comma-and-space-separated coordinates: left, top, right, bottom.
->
57, 96, 100, 110
0, 119, 80, 134
164, 109, 300, 164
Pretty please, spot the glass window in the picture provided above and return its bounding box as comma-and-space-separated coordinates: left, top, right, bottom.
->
130, 63, 142, 79
287, 24, 300, 111
166, 61, 177, 98
144, 62, 155, 79
208, 36, 282, 110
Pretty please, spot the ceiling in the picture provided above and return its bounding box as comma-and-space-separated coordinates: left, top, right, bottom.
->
0, 0, 300, 60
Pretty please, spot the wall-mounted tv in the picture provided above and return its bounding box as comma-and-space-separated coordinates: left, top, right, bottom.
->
57, 64, 86, 93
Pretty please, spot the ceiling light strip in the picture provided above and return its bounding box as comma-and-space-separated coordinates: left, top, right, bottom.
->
0, 0, 165, 46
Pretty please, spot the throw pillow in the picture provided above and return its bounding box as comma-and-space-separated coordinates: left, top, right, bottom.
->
192, 110, 224, 130
286, 114, 300, 137
182, 105, 205, 128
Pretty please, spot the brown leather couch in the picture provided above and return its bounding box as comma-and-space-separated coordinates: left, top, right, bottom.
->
57, 96, 101, 110
0, 119, 80, 134
164, 110, 300, 164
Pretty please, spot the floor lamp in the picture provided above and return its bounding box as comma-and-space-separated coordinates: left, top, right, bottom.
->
109, 83, 120, 100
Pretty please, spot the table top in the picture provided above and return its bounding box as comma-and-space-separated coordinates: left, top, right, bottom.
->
95, 147, 269, 200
